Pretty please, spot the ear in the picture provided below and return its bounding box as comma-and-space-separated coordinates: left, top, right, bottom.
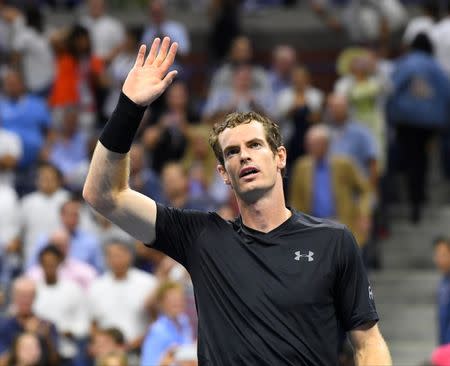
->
276, 146, 287, 172
217, 164, 231, 185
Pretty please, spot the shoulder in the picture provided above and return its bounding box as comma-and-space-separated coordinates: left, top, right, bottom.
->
292, 210, 347, 233
331, 155, 353, 168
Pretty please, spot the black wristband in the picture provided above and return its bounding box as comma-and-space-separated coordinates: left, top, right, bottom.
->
99, 92, 147, 154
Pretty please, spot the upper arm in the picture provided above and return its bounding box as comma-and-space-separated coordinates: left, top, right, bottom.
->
99, 188, 158, 245
349, 321, 381, 350
83, 142, 158, 244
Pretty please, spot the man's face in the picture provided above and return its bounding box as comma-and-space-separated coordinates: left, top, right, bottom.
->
434, 242, 450, 274
40, 252, 60, 281
61, 202, 80, 232
161, 164, 188, 199
306, 131, 329, 159
3, 71, 25, 99
327, 95, 348, 125
161, 287, 185, 318
13, 283, 35, 316
37, 166, 61, 195
106, 244, 132, 276
217, 121, 286, 203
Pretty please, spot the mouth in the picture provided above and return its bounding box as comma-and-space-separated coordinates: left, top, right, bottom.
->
239, 166, 260, 179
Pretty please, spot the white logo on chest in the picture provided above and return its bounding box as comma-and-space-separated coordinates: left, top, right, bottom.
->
294, 250, 314, 262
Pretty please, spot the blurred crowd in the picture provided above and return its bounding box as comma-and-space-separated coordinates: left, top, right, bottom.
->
0, 0, 450, 365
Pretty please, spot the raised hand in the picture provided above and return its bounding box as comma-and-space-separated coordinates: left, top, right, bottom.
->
122, 37, 178, 106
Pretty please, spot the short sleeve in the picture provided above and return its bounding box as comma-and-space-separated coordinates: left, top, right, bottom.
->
334, 228, 379, 331
150, 204, 212, 268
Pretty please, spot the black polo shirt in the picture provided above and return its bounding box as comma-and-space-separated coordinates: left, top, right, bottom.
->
150, 204, 379, 366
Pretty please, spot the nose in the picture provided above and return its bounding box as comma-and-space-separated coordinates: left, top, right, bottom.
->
239, 146, 251, 163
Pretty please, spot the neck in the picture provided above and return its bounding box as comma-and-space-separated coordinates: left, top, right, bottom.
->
168, 192, 188, 208
237, 178, 291, 233
113, 271, 127, 280
45, 277, 57, 285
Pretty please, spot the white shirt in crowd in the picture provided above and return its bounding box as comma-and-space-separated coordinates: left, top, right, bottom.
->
80, 14, 125, 59
403, 15, 435, 46
88, 268, 158, 342
431, 17, 450, 76
0, 185, 20, 248
20, 189, 69, 264
0, 128, 22, 187
10, 16, 54, 93
33, 279, 89, 358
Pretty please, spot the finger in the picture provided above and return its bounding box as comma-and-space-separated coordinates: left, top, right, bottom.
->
145, 38, 160, 65
134, 44, 146, 67
155, 37, 171, 66
160, 42, 178, 73
161, 70, 178, 89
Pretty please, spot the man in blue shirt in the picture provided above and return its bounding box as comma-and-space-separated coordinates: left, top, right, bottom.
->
0, 68, 51, 169
28, 198, 104, 272
327, 93, 379, 188
433, 237, 450, 345
387, 33, 450, 223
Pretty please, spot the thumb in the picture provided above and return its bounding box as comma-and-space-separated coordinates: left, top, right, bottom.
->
162, 70, 178, 89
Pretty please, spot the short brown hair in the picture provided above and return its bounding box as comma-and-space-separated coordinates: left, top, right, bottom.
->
208, 111, 283, 167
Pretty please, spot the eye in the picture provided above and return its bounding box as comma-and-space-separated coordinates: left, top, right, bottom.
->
225, 148, 238, 158
250, 142, 262, 148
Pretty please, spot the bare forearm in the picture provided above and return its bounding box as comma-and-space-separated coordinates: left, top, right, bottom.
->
354, 339, 392, 366
83, 142, 129, 210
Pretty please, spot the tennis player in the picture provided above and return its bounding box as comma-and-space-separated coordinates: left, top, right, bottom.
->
83, 37, 391, 365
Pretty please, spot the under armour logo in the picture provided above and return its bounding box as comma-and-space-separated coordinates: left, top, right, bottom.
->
294, 250, 314, 262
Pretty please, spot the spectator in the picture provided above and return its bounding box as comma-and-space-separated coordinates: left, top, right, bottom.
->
310, 0, 406, 43
26, 228, 97, 291
32, 245, 89, 366
103, 27, 140, 118
326, 93, 379, 190
129, 143, 163, 202
403, 0, 439, 46
140, 282, 193, 366
0, 278, 58, 366
48, 25, 106, 133
141, 0, 190, 58
431, 343, 450, 366
5, 332, 45, 366
0, 68, 51, 171
207, 0, 241, 63
289, 124, 371, 246
268, 45, 297, 95
89, 328, 125, 365
208, 35, 269, 95
88, 240, 158, 353
182, 125, 219, 201
433, 237, 450, 345
431, 2, 450, 76
277, 64, 324, 166
0, 116, 22, 188
49, 105, 89, 193
339, 51, 386, 173
0, 185, 20, 268
387, 33, 450, 223
1, 6, 55, 96
80, 0, 125, 63
160, 162, 216, 211
141, 81, 195, 174
18, 163, 69, 267
203, 64, 274, 119
28, 198, 104, 272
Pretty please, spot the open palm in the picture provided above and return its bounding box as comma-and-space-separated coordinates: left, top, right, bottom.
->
122, 37, 178, 106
